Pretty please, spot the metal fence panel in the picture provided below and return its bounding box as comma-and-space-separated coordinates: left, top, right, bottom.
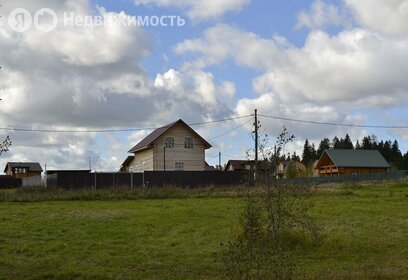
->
45, 170, 408, 190
22, 176, 45, 187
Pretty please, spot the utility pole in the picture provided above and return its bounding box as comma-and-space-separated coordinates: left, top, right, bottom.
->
254, 109, 259, 184
219, 152, 222, 171
88, 157, 92, 171
254, 109, 259, 163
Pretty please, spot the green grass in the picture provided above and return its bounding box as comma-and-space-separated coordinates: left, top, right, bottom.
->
1, 182, 408, 279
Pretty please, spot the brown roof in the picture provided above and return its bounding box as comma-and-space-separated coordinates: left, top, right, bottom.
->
128, 119, 212, 153
225, 159, 271, 171
4, 162, 43, 173
225, 160, 247, 171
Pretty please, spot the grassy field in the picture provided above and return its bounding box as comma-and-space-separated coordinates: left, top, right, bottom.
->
1, 183, 408, 279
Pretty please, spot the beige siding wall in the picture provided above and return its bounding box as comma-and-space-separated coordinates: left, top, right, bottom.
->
154, 123, 206, 171
5, 166, 12, 176
129, 148, 154, 172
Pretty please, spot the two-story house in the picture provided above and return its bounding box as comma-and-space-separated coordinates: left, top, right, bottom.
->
122, 119, 212, 172
4, 162, 43, 179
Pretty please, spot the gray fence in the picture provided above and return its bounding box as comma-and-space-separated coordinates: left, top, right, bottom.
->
46, 171, 245, 190
45, 170, 408, 190
0, 176, 22, 189
22, 176, 45, 187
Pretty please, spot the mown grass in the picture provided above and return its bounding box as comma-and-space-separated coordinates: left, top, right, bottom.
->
1, 182, 408, 279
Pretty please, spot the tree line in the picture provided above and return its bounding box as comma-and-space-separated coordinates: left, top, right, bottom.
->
298, 134, 408, 169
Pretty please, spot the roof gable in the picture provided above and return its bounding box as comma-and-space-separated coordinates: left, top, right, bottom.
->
317, 149, 390, 168
4, 162, 43, 173
128, 119, 212, 153
225, 160, 247, 171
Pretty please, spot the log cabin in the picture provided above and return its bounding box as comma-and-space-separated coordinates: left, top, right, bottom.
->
315, 149, 390, 177
122, 119, 212, 172
4, 162, 43, 179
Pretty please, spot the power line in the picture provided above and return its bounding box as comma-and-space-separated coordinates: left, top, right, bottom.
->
208, 118, 253, 141
259, 114, 408, 129
189, 115, 253, 127
0, 115, 253, 134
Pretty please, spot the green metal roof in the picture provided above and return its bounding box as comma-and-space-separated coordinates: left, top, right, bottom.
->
325, 149, 390, 168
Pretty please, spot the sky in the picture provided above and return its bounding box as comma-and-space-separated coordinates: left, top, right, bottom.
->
0, 0, 408, 171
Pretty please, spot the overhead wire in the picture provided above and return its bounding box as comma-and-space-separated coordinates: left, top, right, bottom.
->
208, 118, 253, 141
259, 114, 408, 129
0, 115, 253, 134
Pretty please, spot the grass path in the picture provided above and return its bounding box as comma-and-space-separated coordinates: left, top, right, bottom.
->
1, 184, 408, 279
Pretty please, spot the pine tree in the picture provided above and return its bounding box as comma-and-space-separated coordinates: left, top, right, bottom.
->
317, 138, 331, 158
311, 143, 317, 160
362, 136, 375, 149
332, 136, 341, 149
291, 151, 300, 162
302, 139, 314, 165
355, 140, 361, 149
343, 134, 354, 149
391, 140, 402, 164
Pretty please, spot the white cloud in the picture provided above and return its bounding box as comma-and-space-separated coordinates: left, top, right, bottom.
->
175, 21, 408, 144
252, 29, 408, 105
0, 1, 234, 171
154, 68, 235, 109
134, 0, 251, 22
296, 0, 350, 30
345, 0, 408, 37
175, 24, 282, 70
177, 24, 408, 107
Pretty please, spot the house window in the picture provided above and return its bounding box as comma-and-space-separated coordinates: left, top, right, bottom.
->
165, 137, 174, 148
175, 162, 184, 171
14, 168, 27, 174
185, 137, 194, 149
351, 171, 358, 176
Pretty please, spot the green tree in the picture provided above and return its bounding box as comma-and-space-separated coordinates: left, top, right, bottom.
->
286, 163, 299, 179
355, 140, 361, 149
342, 134, 354, 149
302, 139, 316, 165
317, 138, 331, 158
0, 136, 11, 156
332, 136, 341, 149
222, 127, 320, 280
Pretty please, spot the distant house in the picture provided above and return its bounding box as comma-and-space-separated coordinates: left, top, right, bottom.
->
205, 162, 217, 171
4, 162, 43, 179
224, 160, 270, 172
225, 160, 251, 171
276, 161, 306, 178
315, 149, 390, 177
123, 119, 212, 172
120, 156, 135, 172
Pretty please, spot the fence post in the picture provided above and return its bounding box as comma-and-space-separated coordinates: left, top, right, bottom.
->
113, 173, 115, 189
130, 172, 133, 190
94, 171, 97, 191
